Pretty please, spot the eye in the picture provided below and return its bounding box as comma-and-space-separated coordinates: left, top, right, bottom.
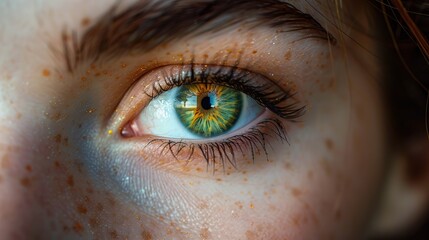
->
127, 83, 264, 139
119, 64, 304, 169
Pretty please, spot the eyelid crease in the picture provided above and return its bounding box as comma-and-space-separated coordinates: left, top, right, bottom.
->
61, 0, 335, 73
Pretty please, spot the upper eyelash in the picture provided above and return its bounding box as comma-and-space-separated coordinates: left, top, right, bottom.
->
144, 63, 306, 121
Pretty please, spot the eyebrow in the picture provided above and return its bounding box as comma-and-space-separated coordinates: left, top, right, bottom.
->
62, 0, 335, 72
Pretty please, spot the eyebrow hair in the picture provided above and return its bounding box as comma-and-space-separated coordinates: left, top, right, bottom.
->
62, 0, 335, 72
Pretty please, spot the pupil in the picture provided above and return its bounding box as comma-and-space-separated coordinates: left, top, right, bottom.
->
201, 96, 212, 110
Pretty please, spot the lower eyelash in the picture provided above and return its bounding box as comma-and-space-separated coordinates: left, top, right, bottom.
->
144, 118, 288, 173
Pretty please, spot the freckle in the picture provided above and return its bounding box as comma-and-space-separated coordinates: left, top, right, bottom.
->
291, 188, 302, 197
89, 217, 99, 228
320, 159, 333, 176
72, 221, 84, 233
20, 177, 31, 188
141, 230, 153, 240
67, 175, 74, 187
325, 138, 334, 151
307, 170, 314, 180
76, 204, 88, 214
42, 69, 51, 77
243, 177, 248, 182
81, 17, 90, 27
121, 63, 128, 68
54, 161, 61, 168
235, 201, 243, 209
200, 228, 210, 239
284, 50, 292, 61
54, 134, 62, 143
249, 202, 255, 209
216, 178, 222, 182
63, 137, 69, 146
25, 164, 32, 172
284, 162, 292, 170
1, 155, 10, 169
252, 50, 257, 54
245, 230, 257, 240
16, 113, 22, 119
197, 201, 209, 210
110, 230, 118, 239
292, 216, 300, 226
80, 76, 87, 82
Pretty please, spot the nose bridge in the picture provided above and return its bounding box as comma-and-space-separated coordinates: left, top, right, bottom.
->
0, 75, 48, 239
0, 130, 38, 239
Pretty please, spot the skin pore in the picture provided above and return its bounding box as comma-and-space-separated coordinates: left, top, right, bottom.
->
0, 0, 389, 239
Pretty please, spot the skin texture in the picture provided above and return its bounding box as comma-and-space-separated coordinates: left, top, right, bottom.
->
0, 0, 388, 239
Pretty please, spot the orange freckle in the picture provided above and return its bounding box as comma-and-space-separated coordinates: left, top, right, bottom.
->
246, 230, 257, 240
25, 165, 32, 172
291, 188, 302, 197
81, 17, 90, 27
307, 170, 314, 180
335, 209, 342, 221
54, 161, 61, 169
80, 76, 87, 81
249, 202, 255, 209
252, 50, 258, 54
89, 217, 99, 228
76, 204, 88, 214
284, 162, 292, 170
1, 155, 10, 169
54, 134, 62, 143
67, 175, 74, 187
284, 50, 292, 61
200, 228, 210, 239
110, 230, 118, 239
216, 178, 222, 182
141, 230, 153, 240
325, 138, 334, 151
42, 69, 51, 77
20, 177, 31, 188
73, 222, 84, 233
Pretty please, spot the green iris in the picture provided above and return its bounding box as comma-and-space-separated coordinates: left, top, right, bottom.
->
174, 84, 243, 137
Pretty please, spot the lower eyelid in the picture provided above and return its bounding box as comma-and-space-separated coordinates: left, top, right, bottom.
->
118, 114, 288, 174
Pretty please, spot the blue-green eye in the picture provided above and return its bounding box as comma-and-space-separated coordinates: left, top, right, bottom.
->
137, 84, 264, 140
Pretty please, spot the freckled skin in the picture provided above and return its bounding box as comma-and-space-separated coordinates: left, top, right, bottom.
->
0, 0, 387, 239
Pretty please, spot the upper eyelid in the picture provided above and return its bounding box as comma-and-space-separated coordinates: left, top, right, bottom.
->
106, 63, 304, 134
60, 0, 335, 73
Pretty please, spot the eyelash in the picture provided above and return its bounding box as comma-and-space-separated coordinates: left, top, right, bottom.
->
127, 63, 305, 172
144, 63, 305, 120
